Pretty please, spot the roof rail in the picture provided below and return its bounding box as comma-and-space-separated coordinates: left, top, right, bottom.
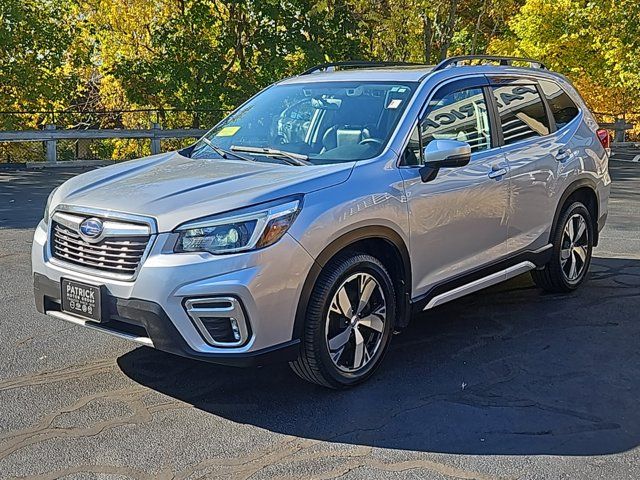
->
301, 61, 425, 75
433, 55, 547, 72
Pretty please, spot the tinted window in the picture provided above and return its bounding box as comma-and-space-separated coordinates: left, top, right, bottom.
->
420, 87, 491, 153
492, 85, 550, 145
539, 80, 579, 129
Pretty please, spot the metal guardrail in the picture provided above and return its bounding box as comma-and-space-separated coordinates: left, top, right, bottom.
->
598, 119, 634, 143
0, 119, 636, 165
0, 123, 208, 163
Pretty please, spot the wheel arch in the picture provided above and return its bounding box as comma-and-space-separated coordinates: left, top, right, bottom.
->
551, 179, 600, 246
292, 226, 412, 341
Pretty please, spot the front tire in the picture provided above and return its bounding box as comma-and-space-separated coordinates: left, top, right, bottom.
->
531, 201, 594, 292
290, 253, 396, 388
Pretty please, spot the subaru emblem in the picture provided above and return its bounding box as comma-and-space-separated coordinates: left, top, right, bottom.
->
79, 217, 104, 241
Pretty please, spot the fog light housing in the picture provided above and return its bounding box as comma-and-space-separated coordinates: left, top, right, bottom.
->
184, 297, 250, 347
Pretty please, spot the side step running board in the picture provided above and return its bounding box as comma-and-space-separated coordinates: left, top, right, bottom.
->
423, 261, 536, 310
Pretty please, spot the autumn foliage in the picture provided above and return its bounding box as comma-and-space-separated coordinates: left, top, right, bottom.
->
1, 0, 638, 161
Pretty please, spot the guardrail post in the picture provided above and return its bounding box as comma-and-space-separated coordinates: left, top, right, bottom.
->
45, 124, 57, 163
614, 118, 633, 143
151, 123, 161, 155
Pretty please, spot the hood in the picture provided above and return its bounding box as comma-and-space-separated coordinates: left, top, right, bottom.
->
53, 151, 354, 232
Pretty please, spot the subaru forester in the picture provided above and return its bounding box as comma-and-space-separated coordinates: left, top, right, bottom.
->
33, 56, 611, 388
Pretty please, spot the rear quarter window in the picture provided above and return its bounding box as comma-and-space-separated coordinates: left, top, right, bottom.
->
539, 80, 580, 129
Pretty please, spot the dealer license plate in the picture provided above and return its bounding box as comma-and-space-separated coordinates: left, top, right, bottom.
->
60, 279, 103, 322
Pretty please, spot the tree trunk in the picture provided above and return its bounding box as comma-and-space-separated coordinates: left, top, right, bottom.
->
440, 0, 458, 60
423, 14, 432, 63
471, 0, 488, 55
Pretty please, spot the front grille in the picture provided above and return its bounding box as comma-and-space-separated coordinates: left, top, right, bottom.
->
50, 218, 150, 278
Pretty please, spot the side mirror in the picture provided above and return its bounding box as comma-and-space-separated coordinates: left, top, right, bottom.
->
419, 139, 472, 182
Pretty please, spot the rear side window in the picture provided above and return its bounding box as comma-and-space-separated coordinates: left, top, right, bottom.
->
492, 85, 550, 145
539, 80, 579, 129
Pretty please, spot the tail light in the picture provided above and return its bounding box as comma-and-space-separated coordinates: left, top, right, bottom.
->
596, 129, 611, 149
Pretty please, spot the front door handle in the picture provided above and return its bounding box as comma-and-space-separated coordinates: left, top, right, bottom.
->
488, 167, 508, 179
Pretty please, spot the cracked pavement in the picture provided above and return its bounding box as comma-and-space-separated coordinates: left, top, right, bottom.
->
1, 161, 639, 479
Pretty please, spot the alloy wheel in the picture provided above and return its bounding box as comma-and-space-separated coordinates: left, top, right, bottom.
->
560, 213, 589, 282
325, 272, 386, 373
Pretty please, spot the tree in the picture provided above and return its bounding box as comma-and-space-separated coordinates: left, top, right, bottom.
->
490, 0, 640, 120
79, 0, 364, 126
0, 0, 82, 128
2, 0, 638, 162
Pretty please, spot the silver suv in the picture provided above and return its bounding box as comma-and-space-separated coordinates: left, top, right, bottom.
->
33, 56, 611, 388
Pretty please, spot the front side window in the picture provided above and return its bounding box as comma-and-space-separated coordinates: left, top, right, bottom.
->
539, 80, 579, 129
492, 85, 550, 145
191, 81, 417, 164
420, 87, 492, 154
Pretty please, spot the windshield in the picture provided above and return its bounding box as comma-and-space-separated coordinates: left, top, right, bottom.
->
191, 81, 417, 165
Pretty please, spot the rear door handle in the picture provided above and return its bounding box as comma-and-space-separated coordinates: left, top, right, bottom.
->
556, 149, 571, 162
488, 167, 508, 179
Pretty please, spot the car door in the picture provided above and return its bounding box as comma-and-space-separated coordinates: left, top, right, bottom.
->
488, 77, 560, 254
399, 77, 510, 297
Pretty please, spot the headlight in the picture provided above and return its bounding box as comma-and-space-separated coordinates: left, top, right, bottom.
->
43, 187, 59, 224
174, 198, 301, 254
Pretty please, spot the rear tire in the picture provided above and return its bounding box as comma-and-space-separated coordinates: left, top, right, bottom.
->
290, 253, 396, 388
531, 201, 593, 292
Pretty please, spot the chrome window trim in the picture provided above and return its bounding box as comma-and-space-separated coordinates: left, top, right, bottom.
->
47, 204, 157, 282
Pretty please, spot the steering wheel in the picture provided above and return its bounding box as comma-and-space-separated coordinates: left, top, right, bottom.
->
359, 138, 383, 147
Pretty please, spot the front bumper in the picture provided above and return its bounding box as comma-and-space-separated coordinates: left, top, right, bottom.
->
32, 218, 314, 365
34, 273, 300, 366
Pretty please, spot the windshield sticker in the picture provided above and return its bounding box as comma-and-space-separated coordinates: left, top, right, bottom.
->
386, 99, 402, 109
215, 126, 241, 137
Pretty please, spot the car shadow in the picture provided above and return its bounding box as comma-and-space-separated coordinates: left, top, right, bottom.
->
118, 256, 640, 456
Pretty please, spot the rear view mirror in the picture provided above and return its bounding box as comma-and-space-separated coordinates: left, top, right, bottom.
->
311, 97, 341, 110
419, 139, 472, 182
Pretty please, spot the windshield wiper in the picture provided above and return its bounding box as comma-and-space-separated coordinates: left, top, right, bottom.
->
230, 145, 311, 166
200, 137, 254, 162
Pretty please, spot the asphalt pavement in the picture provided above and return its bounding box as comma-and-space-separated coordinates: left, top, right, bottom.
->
0, 160, 639, 479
